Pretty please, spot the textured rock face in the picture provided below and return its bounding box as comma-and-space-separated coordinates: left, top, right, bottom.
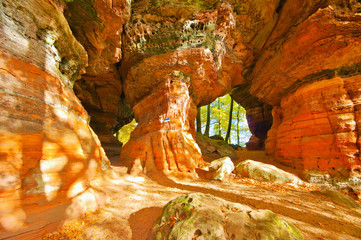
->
242, 1, 361, 182
266, 76, 361, 178
250, 3, 361, 105
0, 0, 87, 86
0, 0, 109, 238
0, 52, 108, 239
74, 72, 134, 158
150, 193, 304, 240
64, 0, 130, 75
120, 1, 241, 172
120, 78, 205, 173
64, 0, 133, 158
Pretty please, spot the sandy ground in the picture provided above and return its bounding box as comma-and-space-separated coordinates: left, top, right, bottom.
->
44, 151, 361, 240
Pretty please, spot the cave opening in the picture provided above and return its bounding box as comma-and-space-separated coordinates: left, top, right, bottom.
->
195, 94, 252, 147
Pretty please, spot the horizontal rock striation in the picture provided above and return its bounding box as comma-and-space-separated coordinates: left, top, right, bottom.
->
0, 0, 110, 238
266, 76, 361, 178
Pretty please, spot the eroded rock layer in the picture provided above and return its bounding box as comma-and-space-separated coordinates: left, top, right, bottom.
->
121, 78, 204, 173
119, 1, 242, 172
266, 76, 361, 178
0, 0, 110, 238
64, 0, 133, 158
246, 1, 361, 180
2, 0, 361, 237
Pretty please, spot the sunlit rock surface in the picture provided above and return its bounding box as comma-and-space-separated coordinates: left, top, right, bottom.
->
245, 1, 361, 183
150, 193, 304, 240
120, 2, 241, 173
120, 78, 205, 173
266, 76, 361, 177
2, 0, 361, 237
235, 160, 304, 186
0, 0, 110, 238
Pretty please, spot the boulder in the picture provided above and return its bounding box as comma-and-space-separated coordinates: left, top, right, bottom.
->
235, 160, 304, 186
196, 133, 238, 161
197, 157, 235, 181
150, 193, 304, 240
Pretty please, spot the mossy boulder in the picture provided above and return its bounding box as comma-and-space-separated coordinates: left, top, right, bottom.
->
235, 160, 304, 186
196, 133, 237, 161
150, 193, 304, 240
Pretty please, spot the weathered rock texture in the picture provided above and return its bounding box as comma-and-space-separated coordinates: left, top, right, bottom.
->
251, 2, 361, 179
120, 1, 242, 173
0, 0, 110, 238
230, 1, 361, 181
120, 78, 205, 173
64, 0, 133, 158
74, 72, 133, 158
150, 193, 304, 240
266, 77, 361, 177
2, 0, 361, 236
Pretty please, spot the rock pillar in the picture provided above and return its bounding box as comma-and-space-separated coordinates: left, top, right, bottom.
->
120, 78, 204, 173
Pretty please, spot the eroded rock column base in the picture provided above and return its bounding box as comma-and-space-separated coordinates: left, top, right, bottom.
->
120, 79, 204, 174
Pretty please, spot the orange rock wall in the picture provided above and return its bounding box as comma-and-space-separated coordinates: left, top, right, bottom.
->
0, 0, 111, 238
266, 76, 361, 177
0, 53, 109, 239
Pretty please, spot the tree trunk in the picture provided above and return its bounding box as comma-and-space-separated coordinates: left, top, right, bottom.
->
225, 99, 234, 143
237, 105, 240, 146
205, 104, 211, 137
218, 98, 221, 136
196, 107, 202, 133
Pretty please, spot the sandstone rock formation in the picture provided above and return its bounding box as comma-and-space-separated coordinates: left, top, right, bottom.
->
150, 193, 304, 240
250, 2, 361, 180
2, 0, 361, 237
64, 0, 133, 158
231, 0, 361, 183
120, 2, 240, 173
0, 0, 110, 238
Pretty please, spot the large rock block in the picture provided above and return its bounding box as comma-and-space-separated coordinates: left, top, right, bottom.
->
150, 193, 304, 240
196, 157, 235, 181
235, 160, 304, 186
196, 133, 238, 161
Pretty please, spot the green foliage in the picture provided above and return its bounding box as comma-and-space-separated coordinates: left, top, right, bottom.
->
116, 119, 137, 145
197, 94, 251, 146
